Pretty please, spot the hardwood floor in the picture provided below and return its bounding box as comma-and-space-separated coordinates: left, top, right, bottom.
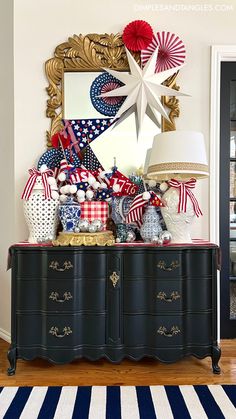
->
1, 339, 236, 386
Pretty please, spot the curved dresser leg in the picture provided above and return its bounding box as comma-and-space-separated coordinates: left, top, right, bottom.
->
212, 345, 221, 374
7, 345, 16, 376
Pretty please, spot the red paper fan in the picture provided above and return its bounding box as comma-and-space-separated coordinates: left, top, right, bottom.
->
123, 20, 153, 52
141, 31, 186, 72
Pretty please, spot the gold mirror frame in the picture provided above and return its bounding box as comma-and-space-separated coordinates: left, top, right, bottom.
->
45, 33, 180, 147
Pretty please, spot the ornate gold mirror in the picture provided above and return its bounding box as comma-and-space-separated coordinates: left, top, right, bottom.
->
45, 33, 180, 174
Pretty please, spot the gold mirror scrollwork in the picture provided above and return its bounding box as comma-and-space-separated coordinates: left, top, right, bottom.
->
45, 33, 180, 147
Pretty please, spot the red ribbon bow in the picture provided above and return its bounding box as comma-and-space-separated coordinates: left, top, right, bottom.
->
21, 168, 54, 200
168, 178, 203, 217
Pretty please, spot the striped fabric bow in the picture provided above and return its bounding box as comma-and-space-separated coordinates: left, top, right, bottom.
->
21, 168, 53, 200
168, 178, 203, 217
125, 194, 147, 228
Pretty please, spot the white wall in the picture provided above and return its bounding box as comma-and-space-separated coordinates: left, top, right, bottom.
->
1, 0, 236, 337
0, 0, 14, 341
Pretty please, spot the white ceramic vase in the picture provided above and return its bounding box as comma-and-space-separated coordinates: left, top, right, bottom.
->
23, 177, 59, 243
161, 187, 195, 243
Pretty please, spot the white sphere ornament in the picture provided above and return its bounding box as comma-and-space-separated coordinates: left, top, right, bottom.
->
86, 190, 94, 200
64, 185, 71, 194
77, 197, 85, 203
88, 224, 97, 233
51, 190, 59, 200
148, 179, 156, 188
159, 230, 172, 245
39, 164, 48, 173
160, 182, 168, 192
59, 186, 66, 194
87, 176, 96, 185
151, 235, 160, 244
47, 176, 57, 186
58, 172, 66, 182
77, 218, 90, 232
92, 181, 101, 190
77, 190, 85, 198
69, 185, 77, 194
59, 194, 68, 203
142, 191, 151, 200
113, 184, 120, 193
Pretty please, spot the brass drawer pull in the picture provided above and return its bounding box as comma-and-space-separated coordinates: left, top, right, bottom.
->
157, 291, 180, 303
157, 260, 180, 271
49, 291, 73, 303
157, 326, 181, 337
110, 271, 119, 288
49, 260, 73, 272
49, 326, 72, 338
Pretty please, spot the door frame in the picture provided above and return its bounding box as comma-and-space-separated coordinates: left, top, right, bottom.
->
210, 46, 236, 339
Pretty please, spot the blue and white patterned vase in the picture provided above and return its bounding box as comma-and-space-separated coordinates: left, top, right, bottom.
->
140, 206, 162, 242
59, 197, 81, 232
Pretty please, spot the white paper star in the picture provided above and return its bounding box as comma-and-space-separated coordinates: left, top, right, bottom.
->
98, 47, 189, 136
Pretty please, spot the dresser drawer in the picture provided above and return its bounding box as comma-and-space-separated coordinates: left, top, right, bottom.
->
16, 278, 106, 313
123, 251, 182, 279
47, 252, 106, 279
16, 313, 106, 347
124, 313, 212, 348
124, 278, 212, 313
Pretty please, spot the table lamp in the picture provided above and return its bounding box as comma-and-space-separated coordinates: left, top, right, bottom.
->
147, 130, 209, 243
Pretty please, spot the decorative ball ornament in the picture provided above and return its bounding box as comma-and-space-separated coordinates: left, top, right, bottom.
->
77, 197, 85, 203
142, 191, 151, 200
39, 164, 48, 173
123, 20, 154, 51
160, 182, 168, 192
116, 238, 121, 243
77, 219, 90, 232
159, 230, 172, 245
86, 190, 94, 200
58, 172, 66, 182
60, 194, 68, 203
69, 185, 77, 194
88, 224, 97, 233
64, 185, 71, 194
77, 190, 86, 198
126, 230, 136, 243
157, 238, 164, 246
148, 179, 156, 188
51, 190, 59, 200
92, 181, 101, 190
91, 219, 104, 231
74, 227, 80, 233
151, 235, 160, 244
47, 176, 56, 186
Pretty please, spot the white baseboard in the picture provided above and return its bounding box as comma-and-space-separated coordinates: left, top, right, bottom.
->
0, 327, 11, 343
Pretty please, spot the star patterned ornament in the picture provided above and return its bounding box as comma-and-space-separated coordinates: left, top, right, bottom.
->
98, 47, 189, 136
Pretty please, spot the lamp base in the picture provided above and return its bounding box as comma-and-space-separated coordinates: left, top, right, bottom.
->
161, 187, 195, 243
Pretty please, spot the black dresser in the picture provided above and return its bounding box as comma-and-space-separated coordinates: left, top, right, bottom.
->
7, 244, 221, 375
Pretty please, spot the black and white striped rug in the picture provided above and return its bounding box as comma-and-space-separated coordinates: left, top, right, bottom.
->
0, 385, 236, 419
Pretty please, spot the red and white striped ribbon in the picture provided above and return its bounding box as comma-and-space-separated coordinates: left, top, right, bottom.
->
168, 178, 203, 217
125, 193, 147, 227
21, 168, 53, 200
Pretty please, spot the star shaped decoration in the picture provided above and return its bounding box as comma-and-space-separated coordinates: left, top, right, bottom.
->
98, 47, 189, 136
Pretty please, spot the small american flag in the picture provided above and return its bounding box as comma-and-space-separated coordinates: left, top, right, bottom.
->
125, 194, 147, 228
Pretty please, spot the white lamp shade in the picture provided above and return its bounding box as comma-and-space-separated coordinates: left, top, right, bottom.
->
143, 148, 152, 178
147, 130, 209, 181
